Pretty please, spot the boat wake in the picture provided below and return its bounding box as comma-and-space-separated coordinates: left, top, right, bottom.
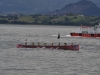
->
51, 34, 71, 38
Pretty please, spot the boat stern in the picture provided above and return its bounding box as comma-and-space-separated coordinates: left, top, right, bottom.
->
72, 45, 79, 50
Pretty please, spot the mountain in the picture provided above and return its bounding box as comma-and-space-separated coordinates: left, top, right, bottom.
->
49, 0, 100, 16
0, 0, 100, 14
0, 0, 80, 14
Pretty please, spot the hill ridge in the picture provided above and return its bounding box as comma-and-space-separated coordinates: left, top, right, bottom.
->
49, 0, 100, 16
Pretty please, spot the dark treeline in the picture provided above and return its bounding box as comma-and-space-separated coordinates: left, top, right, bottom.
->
0, 13, 100, 26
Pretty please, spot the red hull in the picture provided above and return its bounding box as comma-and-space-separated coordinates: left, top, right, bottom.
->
70, 33, 100, 38
17, 44, 79, 51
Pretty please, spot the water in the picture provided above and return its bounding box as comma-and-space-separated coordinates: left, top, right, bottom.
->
0, 24, 100, 75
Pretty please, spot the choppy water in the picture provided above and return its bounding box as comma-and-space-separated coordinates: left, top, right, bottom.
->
0, 24, 100, 75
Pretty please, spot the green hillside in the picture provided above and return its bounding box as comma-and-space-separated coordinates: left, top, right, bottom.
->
0, 14, 100, 26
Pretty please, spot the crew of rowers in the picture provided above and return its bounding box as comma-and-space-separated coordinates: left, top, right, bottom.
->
25, 42, 73, 46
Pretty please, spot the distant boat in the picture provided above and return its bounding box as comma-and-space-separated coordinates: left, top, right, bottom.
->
70, 23, 100, 38
17, 42, 79, 51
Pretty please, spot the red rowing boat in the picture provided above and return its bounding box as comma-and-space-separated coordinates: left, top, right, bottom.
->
17, 42, 79, 51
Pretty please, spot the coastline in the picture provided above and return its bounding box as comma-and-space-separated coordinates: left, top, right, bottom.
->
0, 24, 81, 28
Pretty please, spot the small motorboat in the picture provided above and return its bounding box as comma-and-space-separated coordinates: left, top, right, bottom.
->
17, 42, 79, 51
70, 23, 100, 38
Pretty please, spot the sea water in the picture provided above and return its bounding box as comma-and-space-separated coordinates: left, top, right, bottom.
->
0, 24, 100, 75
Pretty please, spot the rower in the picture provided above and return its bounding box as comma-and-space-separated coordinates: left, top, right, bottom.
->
58, 43, 60, 46
71, 43, 73, 46
64, 43, 67, 46
25, 42, 27, 45
32, 42, 34, 46
51, 43, 53, 46
44, 43, 46, 46
38, 42, 40, 46
25, 39, 27, 45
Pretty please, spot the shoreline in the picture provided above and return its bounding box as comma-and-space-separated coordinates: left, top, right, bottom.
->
0, 24, 81, 27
